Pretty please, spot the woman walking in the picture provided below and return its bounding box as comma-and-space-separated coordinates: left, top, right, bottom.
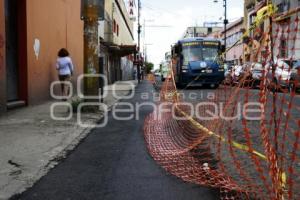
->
56, 48, 74, 100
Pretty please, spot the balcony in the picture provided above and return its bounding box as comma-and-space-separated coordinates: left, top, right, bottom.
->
99, 11, 114, 45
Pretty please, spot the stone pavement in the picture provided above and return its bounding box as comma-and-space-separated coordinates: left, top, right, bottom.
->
0, 80, 137, 200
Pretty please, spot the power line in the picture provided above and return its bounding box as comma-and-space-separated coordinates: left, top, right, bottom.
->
146, 25, 173, 28
142, 1, 187, 18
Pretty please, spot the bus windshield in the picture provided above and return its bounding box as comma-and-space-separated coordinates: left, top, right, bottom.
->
182, 46, 202, 66
182, 43, 219, 65
202, 46, 219, 61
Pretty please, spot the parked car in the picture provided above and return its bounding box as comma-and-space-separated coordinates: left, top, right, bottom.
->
250, 62, 264, 88
275, 59, 291, 85
289, 60, 300, 91
224, 65, 233, 85
222, 63, 233, 85
232, 64, 251, 85
265, 59, 300, 92
232, 65, 243, 84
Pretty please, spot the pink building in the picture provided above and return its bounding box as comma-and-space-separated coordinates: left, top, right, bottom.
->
222, 18, 244, 65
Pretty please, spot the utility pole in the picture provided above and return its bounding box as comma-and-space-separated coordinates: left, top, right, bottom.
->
137, 0, 141, 83
223, 0, 228, 62
213, 0, 228, 61
82, 0, 100, 98
143, 19, 146, 65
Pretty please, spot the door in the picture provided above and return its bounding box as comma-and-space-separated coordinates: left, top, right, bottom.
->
5, 0, 19, 102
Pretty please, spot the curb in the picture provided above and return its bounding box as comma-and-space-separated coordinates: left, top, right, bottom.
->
8, 82, 138, 200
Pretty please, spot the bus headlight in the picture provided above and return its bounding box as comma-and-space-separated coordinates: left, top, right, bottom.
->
182, 70, 188, 73
200, 62, 207, 68
218, 68, 225, 72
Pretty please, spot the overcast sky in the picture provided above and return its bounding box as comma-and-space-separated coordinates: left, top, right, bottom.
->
134, 0, 244, 68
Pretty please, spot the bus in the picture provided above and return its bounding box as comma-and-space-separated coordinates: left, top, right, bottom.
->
171, 37, 225, 88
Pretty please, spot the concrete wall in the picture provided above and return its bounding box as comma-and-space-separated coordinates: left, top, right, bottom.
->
26, 0, 83, 105
0, 0, 6, 112
121, 56, 134, 80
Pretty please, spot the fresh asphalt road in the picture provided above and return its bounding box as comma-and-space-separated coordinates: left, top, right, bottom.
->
12, 81, 218, 200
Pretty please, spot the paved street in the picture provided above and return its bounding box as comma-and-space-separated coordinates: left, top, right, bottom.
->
153, 76, 300, 196
11, 81, 218, 200
1, 0, 300, 199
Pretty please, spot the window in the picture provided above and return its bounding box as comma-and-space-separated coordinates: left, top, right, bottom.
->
208, 27, 212, 34
280, 39, 287, 58
249, 13, 257, 37
117, 24, 119, 36
277, 2, 290, 14
113, 20, 116, 33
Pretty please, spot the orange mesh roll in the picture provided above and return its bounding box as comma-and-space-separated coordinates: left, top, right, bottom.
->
144, 12, 300, 200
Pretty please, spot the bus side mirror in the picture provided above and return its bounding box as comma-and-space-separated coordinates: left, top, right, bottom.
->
175, 44, 182, 54
220, 45, 226, 53
175, 46, 179, 54
180, 54, 184, 60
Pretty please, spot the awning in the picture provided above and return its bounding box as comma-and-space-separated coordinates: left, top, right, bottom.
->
113, 45, 137, 57
100, 41, 137, 57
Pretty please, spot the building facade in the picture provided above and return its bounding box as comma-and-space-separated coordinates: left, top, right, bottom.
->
243, 0, 300, 62
98, 0, 136, 84
222, 18, 244, 65
204, 19, 244, 64
244, 0, 268, 62
272, 0, 300, 60
182, 26, 223, 39
0, 0, 84, 113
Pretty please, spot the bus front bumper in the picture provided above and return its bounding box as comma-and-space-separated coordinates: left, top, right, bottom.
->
181, 73, 224, 86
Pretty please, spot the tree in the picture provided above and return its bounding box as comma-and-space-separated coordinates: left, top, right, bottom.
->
145, 62, 154, 74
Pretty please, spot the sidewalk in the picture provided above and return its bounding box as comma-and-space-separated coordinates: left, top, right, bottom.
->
0, 80, 137, 200
10, 81, 218, 200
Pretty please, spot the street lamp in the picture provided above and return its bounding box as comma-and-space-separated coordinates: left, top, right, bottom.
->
214, 0, 228, 61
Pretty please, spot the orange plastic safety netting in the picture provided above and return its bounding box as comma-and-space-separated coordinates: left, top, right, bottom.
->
144, 8, 300, 200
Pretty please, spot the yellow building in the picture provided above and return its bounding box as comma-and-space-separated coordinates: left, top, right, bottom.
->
243, 0, 300, 62
243, 0, 268, 63
99, 0, 136, 83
